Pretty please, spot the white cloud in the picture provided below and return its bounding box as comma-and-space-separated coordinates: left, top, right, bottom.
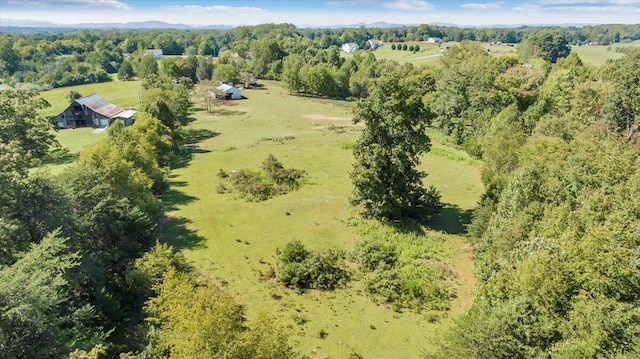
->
162, 5, 266, 14
515, 0, 640, 12
5, 0, 130, 10
327, 0, 374, 7
382, 0, 433, 11
460, 2, 504, 10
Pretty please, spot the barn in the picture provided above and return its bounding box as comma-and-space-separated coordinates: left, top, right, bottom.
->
54, 94, 136, 129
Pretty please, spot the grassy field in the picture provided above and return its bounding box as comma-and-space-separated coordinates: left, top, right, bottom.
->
572, 41, 639, 66
371, 40, 638, 67
369, 42, 445, 66
155, 81, 482, 358
39, 77, 142, 117
48, 78, 483, 357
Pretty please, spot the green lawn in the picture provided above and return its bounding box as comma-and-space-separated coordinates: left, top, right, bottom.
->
572, 41, 639, 66
371, 42, 445, 66
157, 81, 483, 358
39, 78, 142, 117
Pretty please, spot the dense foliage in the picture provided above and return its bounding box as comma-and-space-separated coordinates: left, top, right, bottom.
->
276, 240, 349, 291
354, 225, 456, 313
430, 43, 640, 359
351, 68, 441, 220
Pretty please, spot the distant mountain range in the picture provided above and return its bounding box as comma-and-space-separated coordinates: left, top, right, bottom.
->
0, 19, 233, 30
0, 18, 593, 30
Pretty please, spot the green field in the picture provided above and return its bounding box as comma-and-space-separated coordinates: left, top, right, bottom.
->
49, 79, 483, 357
571, 41, 639, 66
372, 41, 639, 67
369, 42, 445, 66
39, 77, 142, 117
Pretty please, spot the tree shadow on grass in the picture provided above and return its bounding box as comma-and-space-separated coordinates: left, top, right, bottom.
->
158, 179, 206, 250
169, 153, 193, 170
43, 147, 78, 166
161, 180, 197, 212
185, 128, 221, 143
426, 203, 473, 235
157, 215, 207, 251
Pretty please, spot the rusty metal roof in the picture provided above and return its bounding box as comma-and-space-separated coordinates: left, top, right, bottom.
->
75, 94, 124, 119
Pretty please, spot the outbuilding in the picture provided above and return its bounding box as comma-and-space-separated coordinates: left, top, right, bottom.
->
54, 94, 136, 128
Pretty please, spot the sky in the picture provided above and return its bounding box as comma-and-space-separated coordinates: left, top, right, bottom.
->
1, 0, 639, 27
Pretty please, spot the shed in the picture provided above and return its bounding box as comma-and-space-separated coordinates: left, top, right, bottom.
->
215, 83, 242, 100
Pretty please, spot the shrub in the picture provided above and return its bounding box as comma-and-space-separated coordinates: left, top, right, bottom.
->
218, 155, 306, 202
409, 45, 415, 52
354, 238, 397, 271
391, 44, 396, 50
277, 240, 349, 290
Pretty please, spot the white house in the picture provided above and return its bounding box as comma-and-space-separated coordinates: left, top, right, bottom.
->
341, 43, 359, 53
213, 83, 242, 100
427, 37, 443, 44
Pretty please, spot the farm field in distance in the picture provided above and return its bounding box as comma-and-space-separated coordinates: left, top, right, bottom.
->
51, 79, 483, 358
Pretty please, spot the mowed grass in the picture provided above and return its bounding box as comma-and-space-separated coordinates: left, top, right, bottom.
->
158, 81, 483, 358
371, 42, 445, 66
572, 41, 639, 66
39, 77, 142, 117
39, 78, 142, 173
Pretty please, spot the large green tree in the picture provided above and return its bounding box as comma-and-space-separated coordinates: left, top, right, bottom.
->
350, 70, 441, 220
519, 30, 571, 63
0, 89, 56, 163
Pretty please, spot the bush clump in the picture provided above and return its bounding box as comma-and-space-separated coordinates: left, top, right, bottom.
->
218, 155, 306, 201
277, 240, 349, 290
353, 232, 456, 312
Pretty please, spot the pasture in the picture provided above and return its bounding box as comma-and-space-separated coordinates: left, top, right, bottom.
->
39, 77, 142, 117
571, 41, 639, 66
48, 79, 483, 357
159, 81, 482, 358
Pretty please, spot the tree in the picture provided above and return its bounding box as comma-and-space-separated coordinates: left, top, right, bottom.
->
117, 59, 135, 81
351, 70, 441, 220
66, 90, 82, 103
602, 48, 640, 141
414, 45, 420, 52
143, 269, 294, 358
519, 30, 571, 63
0, 231, 106, 358
135, 54, 158, 78
0, 89, 57, 163
402, 43, 408, 51
391, 44, 396, 50
213, 63, 240, 84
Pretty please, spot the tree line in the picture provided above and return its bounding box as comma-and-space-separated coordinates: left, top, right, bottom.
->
1, 23, 639, 89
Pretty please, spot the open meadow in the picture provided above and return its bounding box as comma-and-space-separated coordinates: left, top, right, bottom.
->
48, 79, 483, 357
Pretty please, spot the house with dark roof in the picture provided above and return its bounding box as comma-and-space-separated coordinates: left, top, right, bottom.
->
54, 94, 136, 129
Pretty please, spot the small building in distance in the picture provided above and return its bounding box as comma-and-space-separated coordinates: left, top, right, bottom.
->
211, 82, 242, 100
54, 94, 136, 128
341, 43, 360, 53
144, 49, 163, 60
367, 40, 383, 49
427, 37, 443, 44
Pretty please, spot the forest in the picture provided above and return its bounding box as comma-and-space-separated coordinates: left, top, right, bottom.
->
0, 22, 640, 358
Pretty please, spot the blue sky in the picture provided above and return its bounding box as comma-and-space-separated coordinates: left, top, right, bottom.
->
1, 0, 639, 27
